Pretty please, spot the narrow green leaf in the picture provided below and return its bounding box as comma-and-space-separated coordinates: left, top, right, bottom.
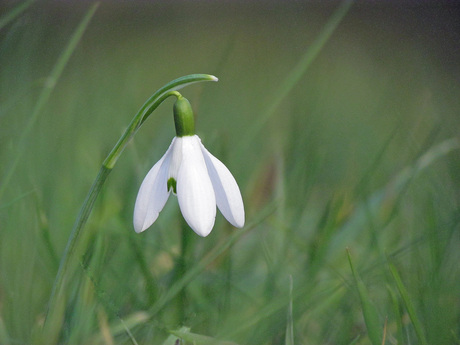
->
0, 0, 35, 31
237, 0, 354, 153
386, 284, 404, 345
388, 262, 428, 345
347, 249, 381, 345
328, 138, 460, 258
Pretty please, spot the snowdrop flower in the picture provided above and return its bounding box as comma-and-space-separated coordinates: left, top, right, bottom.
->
134, 95, 244, 237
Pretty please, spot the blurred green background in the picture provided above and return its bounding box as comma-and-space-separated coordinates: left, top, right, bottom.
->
1, 1, 459, 344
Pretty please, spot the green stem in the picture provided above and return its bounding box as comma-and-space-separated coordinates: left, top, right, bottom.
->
44, 74, 217, 330
103, 77, 215, 169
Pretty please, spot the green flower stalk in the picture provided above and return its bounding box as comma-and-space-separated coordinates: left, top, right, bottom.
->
44, 74, 218, 330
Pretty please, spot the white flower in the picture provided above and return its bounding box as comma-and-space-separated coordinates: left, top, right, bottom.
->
133, 135, 245, 237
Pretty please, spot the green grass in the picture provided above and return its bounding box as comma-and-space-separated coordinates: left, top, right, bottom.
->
1, 1, 460, 344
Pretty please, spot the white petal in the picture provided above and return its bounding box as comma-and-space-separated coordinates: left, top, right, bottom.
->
200, 142, 245, 228
177, 136, 216, 237
168, 137, 183, 180
133, 139, 176, 233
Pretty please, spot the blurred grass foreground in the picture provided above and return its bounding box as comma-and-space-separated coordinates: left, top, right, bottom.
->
1, 1, 460, 344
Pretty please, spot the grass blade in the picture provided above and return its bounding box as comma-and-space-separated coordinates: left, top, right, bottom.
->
0, 0, 35, 31
386, 284, 405, 345
347, 249, 382, 345
388, 262, 428, 345
237, 0, 354, 153
328, 138, 460, 258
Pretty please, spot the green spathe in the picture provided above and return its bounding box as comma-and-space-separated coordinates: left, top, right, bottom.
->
174, 96, 195, 137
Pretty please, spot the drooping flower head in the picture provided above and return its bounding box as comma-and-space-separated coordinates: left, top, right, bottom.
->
134, 94, 244, 237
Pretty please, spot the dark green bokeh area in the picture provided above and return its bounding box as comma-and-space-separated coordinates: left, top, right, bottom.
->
1, 1, 459, 344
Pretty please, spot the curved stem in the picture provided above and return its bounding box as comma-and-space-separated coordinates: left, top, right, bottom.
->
104, 76, 216, 169
44, 74, 217, 331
